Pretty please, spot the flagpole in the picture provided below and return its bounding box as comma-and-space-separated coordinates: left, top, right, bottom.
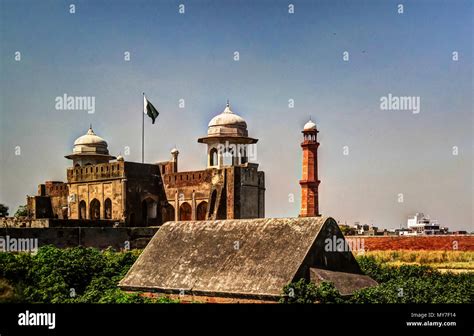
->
142, 92, 145, 163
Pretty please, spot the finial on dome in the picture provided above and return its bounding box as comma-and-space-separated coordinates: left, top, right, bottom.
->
303, 118, 317, 131
223, 99, 233, 114
87, 124, 95, 135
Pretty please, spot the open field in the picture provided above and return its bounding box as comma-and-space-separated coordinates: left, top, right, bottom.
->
362, 250, 474, 272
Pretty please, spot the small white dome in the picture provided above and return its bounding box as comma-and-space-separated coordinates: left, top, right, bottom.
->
171, 148, 179, 155
304, 120, 317, 130
72, 126, 110, 155
116, 155, 124, 161
74, 127, 107, 146
206, 101, 249, 137
208, 102, 247, 128
198, 101, 258, 145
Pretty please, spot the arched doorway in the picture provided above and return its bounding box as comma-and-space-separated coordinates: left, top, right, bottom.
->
179, 202, 192, 221
89, 199, 100, 220
208, 190, 217, 219
162, 203, 175, 223
196, 201, 208, 220
61, 207, 68, 220
104, 198, 112, 219
79, 200, 86, 219
141, 198, 157, 226
129, 213, 135, 226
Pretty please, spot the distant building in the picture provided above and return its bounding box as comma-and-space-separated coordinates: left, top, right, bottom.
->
406, 213, 447, 235
398, 228, 417, 236
351, 223, 371, 235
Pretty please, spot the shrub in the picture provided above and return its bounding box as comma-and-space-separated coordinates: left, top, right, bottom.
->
281, 258, 474, 304
2, 246, 472, 304
350, 273, 473, 304
0, 278, 18, 303
0, 246, 180, 304
14, 205, 28, 217
280, 279, 343, 304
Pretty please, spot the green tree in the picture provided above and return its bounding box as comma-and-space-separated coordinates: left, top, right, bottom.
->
14, 205, 28, 217
339, 225, 356, 236
0, 203, 9, 217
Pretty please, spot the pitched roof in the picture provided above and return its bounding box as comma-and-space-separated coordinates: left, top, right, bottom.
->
310, 268, 378, 296
119, 217, 332, 299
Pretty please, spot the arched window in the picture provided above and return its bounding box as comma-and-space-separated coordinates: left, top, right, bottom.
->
208, 190, 217, 219
104, 198, 112, 219
141, 198, 157, 226
240, 146, 247, 164
79, 200, 86, 219
196, 201, 208, 220
209, 148, 218, 166
148, 201, 157, 218
179, 202, 192, 221
162, 204, 175, 223
223, 147, 233, 166
89, 199, 100, 220
74, 163, 80, 168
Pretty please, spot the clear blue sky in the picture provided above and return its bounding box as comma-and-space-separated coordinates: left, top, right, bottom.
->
1, 0, 472, 230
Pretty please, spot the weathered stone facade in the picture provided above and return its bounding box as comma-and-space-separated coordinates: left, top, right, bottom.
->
0, 226, 157, 250
26, 102, 265, 226
27, 181, 68, 219
160, 163, 264, 221
66, 161, 167, 226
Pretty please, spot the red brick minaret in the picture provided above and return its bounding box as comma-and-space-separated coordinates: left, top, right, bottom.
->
299, 119, 320, 217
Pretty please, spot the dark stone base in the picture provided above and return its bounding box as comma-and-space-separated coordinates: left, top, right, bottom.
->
0, 226, 159, 250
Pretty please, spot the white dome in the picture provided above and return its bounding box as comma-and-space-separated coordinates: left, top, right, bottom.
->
74, 127, 107, 146
206, 102, 248, 137
208, 103, 247, 128
198, 101, 258, 145
304, 120, 317, 130
72, 126, 110, 155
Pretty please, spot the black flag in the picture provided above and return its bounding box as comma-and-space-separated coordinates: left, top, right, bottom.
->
143, 95, 159, 124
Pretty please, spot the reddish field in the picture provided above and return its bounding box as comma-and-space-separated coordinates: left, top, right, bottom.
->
346, 235, 474, 251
